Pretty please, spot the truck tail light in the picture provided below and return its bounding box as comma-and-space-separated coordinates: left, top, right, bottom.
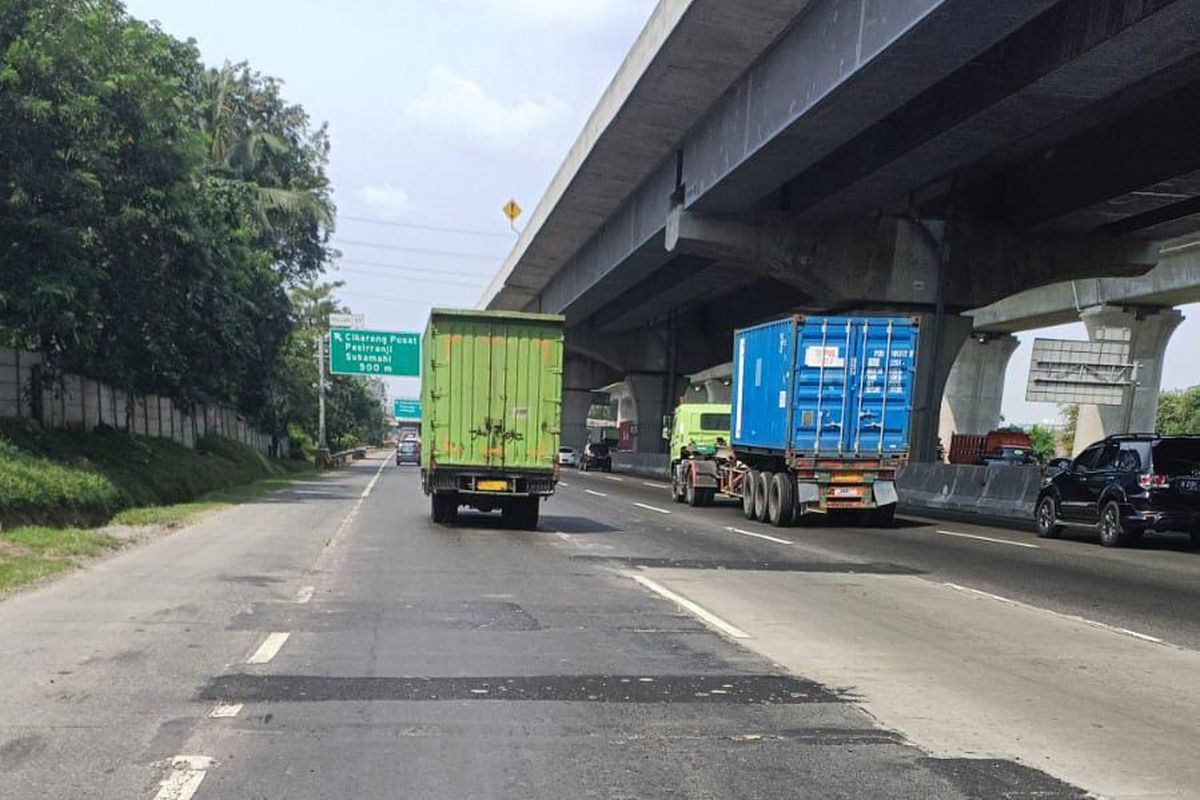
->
1139, 474, 1169, 490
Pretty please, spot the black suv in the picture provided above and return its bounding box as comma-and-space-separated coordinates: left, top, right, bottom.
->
1035, 434, 1200, 547
579, 442, 612, 472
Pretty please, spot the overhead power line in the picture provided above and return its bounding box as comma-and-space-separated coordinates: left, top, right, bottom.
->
335, 238, 503, 261
334, 265, 487, 288
335, 257, 495, 281
340, 215, 514, 240
335, 289, 464, 308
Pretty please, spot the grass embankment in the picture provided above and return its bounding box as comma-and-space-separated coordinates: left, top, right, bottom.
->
0, 420, 313, 592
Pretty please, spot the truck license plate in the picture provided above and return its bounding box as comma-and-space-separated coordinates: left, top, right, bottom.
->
477, 480, 508, 492
830, 486, 863, 498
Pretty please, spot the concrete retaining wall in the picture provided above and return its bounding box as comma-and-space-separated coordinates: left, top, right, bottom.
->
0, 347, 271, 455
612, 452, 671, 480
897, 463, 1042, 525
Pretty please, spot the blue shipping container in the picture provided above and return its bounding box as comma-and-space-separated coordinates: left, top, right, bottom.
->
732, 315, 919, 458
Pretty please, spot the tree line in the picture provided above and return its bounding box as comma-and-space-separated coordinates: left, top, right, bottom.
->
0, 0, 385, 449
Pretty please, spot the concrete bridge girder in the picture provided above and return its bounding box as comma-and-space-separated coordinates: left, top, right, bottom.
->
666, 207, 1160, 311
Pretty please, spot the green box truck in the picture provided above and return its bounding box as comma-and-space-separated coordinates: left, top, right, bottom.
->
420, 308, 565, 528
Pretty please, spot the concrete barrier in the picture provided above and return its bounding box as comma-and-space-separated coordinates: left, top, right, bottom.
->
612, 452, 671, 480
897, 463, 1042, 526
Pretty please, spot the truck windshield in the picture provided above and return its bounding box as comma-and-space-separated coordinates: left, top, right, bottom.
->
699, 413, 731, 432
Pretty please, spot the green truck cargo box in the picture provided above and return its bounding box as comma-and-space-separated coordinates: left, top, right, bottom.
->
420, 308, 565, 528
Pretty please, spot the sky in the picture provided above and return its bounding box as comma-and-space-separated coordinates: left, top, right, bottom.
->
123, 0, 1200, 425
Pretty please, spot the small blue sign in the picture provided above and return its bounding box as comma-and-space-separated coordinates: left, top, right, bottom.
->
393, 398, 421, 420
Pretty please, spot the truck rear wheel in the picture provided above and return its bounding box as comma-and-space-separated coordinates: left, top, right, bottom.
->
743, 470, 759, 520
768, 473, 795, 527
431, 493, 458, 524
754, 472, 773, 522
503, 497, 540, 530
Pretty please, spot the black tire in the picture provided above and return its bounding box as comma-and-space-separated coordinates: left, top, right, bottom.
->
1035, 495, 1063, 539
431, 493, 456, 524
686, 479, 702, 507
503, 497, 540, 530
768, 473, 795, 527
1098, 500, 1135, 547
700, 487, 716, 507
869, 504, 896, 528
743, 470, 760, 520
754, 471, 773, 522
671, 467, 687, 503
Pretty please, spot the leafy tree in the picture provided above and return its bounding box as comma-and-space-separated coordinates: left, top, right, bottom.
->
0, 0, 338, 445
1157, 387, 1200, 435
1059, 404, 1079, 452
1027, 425, 1057, 462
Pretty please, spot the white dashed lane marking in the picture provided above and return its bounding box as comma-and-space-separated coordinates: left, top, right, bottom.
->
585, 489, 608, 498
937, 529, 1040, 549
208, 703, 243, 719
725, 526, 793, 545
634, 502, 671, 515
246, 632, 290, 665
152, 755, 214, 800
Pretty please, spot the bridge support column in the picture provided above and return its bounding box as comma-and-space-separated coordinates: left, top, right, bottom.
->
939, 333, 1020, 445
625, 373, 681, 455
1073, 306, 1184, 454
912, 314, 974, 464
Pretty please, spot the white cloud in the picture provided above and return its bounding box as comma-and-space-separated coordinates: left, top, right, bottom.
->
355, 183, 411, 218
403, 66, 567, 143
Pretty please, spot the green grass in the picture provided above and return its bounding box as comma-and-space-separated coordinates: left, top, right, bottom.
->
0, 526, 122, 593
0, 419, 311, 529
111, 471, 316, 528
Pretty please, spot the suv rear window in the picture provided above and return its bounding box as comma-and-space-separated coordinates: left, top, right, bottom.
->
1151, 438, 1200, 476
699, 413, 731, 431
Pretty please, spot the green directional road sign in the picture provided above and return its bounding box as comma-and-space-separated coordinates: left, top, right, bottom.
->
329, 329, 420, 377
394, 398, 421, 420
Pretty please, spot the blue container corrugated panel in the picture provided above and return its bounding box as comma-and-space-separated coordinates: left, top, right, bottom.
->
732, 315, 919, 458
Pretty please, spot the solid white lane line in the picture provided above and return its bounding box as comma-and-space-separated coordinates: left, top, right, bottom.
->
585, 489, 608, 498
246, 632, 290, 664
208, 703, 243, 719
152, 756, 214, 800
631, 575, 750, 640
643, 481, 669, 489
360, 457, 389, 498
726, 526, 793, 545
634, 502, 671, 515
942, 582, 1165, 645
937, 529, 1040, 549
606, 475, 625, 482
295, 586, 315, 604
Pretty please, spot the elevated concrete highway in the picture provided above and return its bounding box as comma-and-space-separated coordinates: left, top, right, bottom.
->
484, 0, 1200, 456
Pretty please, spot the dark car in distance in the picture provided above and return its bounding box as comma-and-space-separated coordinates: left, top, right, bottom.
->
1035, 434, 1200, 547
396, 439, 420, 466
579, 442, 612, 472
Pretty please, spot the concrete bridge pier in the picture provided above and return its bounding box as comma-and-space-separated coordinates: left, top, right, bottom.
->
911, 314, 975, 464
1073, 305, 1184, 454
938, 333, 1020, 445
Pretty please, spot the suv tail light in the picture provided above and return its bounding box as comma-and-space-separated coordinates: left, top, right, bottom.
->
1139, 474, 1170, 490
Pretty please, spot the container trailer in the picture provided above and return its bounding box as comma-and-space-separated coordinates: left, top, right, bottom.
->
670, 315, 919, 526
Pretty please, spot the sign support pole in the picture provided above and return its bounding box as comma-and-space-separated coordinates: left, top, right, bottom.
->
318, 333, 328, 450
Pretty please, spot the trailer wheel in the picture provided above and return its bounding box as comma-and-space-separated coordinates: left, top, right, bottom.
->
743, 470, 759, 519
700, 487, 716, 507
768, 473, 795, 527
754, 472, 773, 522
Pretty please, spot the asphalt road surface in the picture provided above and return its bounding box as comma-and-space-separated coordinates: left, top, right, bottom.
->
2, 453, 1198, 799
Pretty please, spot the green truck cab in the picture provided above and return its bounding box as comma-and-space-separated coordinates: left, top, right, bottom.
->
667, 403, 733, 460
420, 309, 565, 529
